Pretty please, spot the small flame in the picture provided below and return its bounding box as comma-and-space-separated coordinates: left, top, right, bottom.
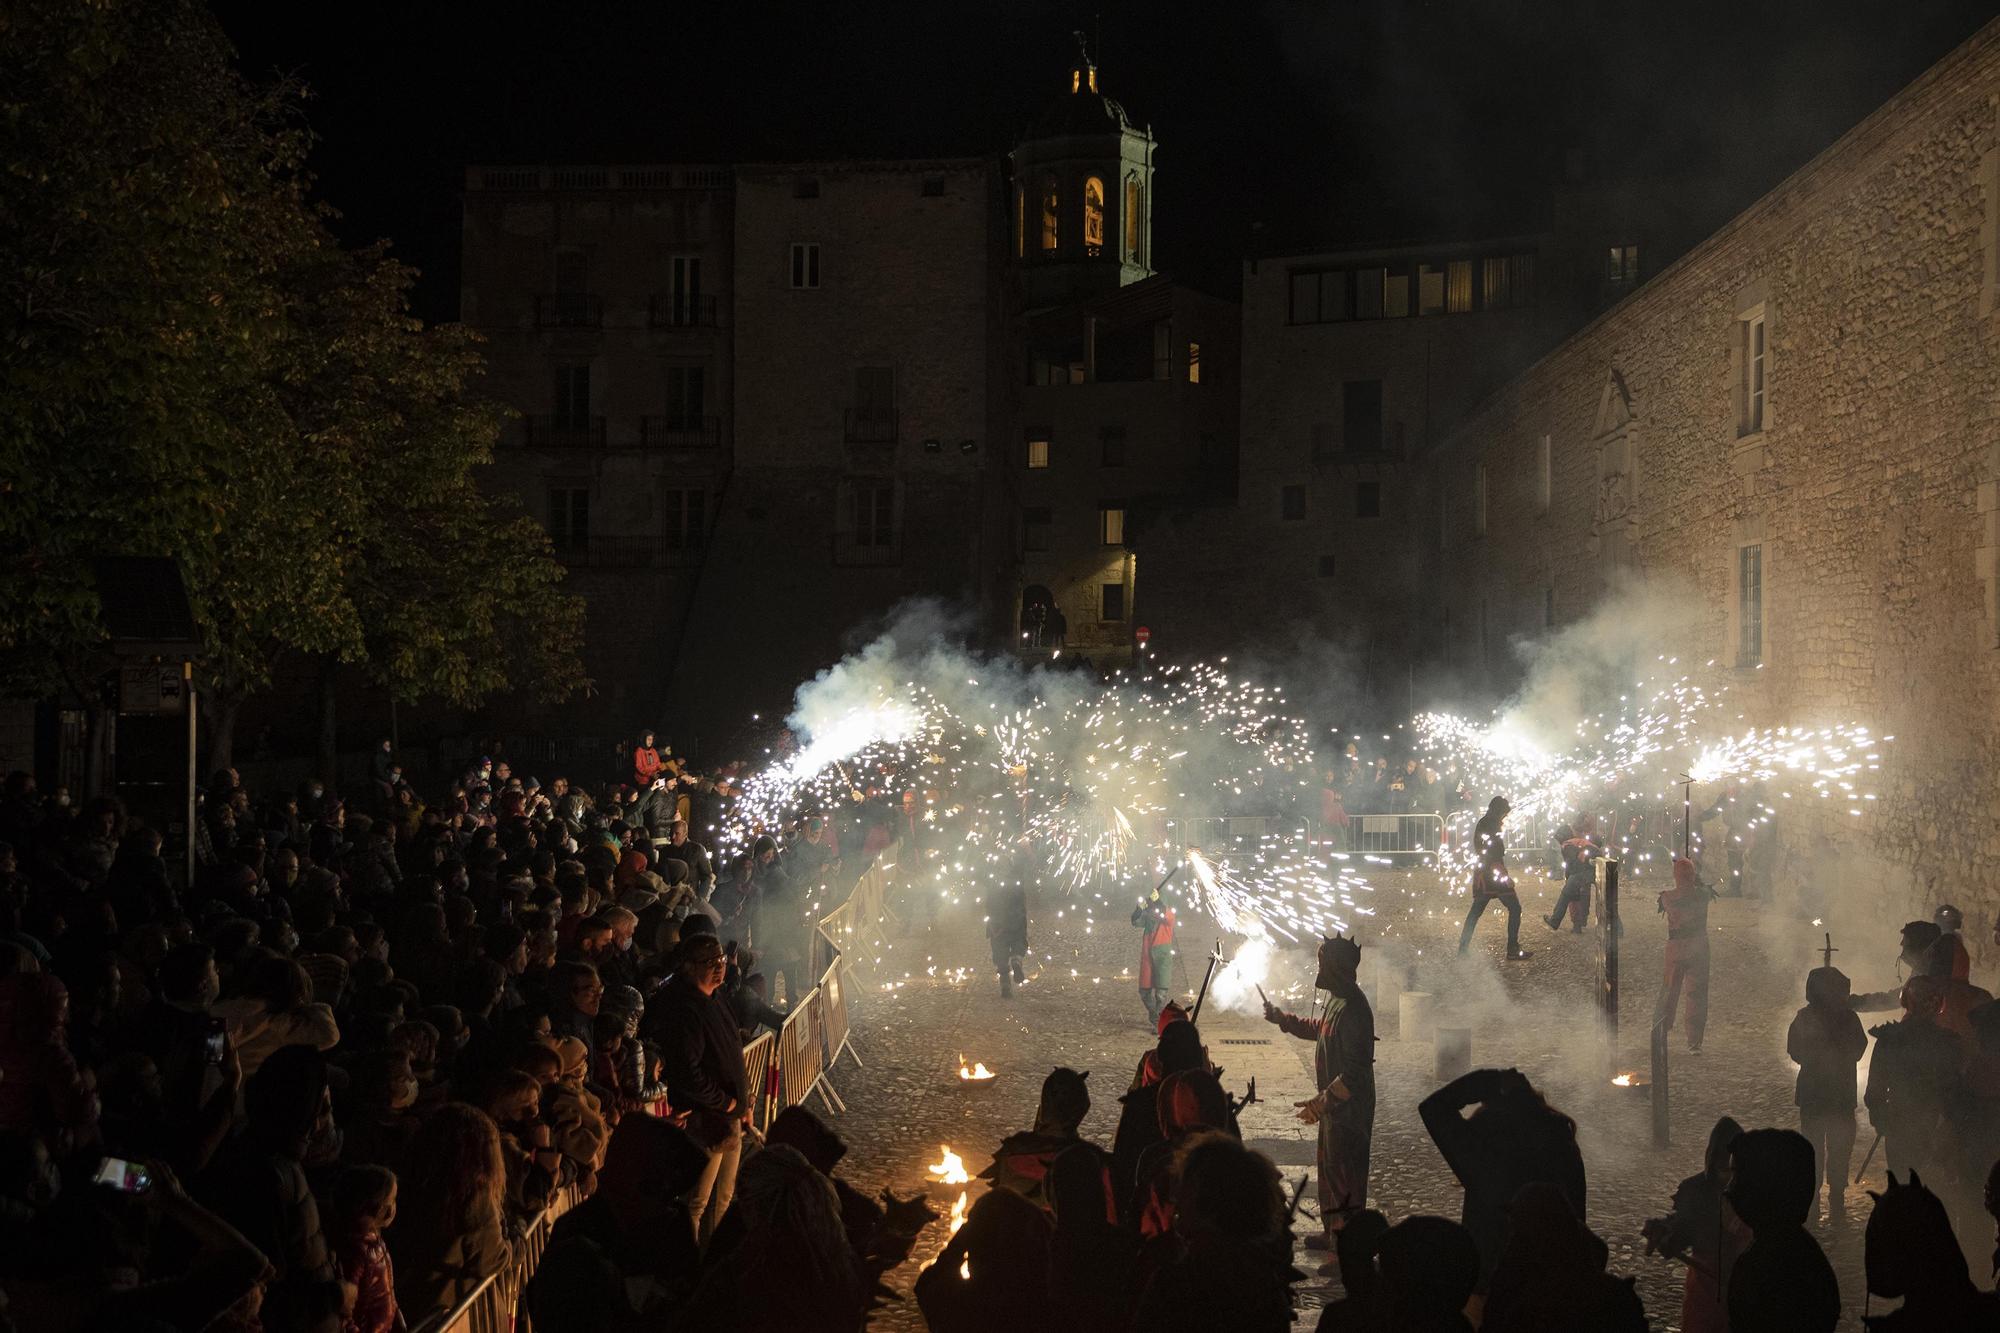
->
1611, 1072, 1635, 1087
958, 1057, 995, 1080
958, 1253, 971, 1279
928, 1146, 971, 1185
949, 1190, 968, 1235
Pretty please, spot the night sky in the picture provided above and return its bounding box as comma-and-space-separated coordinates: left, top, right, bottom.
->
217, 0, 1998, 321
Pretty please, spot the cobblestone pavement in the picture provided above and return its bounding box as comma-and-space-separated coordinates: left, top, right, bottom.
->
820, 865, 1910, 1331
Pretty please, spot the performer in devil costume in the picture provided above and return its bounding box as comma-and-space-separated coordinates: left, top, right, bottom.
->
1657, 856, 1712, 1053
1130, 881, 1178, 1030
1457, 795, 1531, 960
1263, 933, 1376, 1272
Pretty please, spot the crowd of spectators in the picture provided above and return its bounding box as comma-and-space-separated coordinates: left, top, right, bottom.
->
0, 731, 892, 1333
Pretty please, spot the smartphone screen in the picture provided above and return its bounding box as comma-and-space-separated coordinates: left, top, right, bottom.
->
93, 1157, 152, 1194
205, 1019, 228, 1064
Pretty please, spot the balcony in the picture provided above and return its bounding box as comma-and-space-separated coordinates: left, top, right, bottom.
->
648, 294, 720, 328
523, 416, 607, 449
552, 535, 662, 568
535, 293, 603, 329
844, 410, 898, 444
639, 416, 722, 449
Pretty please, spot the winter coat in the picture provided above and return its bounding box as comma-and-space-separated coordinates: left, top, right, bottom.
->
647, 973, 749, 1147
1788, 970, 1867, 1110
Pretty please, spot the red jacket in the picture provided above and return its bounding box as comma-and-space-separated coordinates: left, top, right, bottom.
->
633, 745, 663, 785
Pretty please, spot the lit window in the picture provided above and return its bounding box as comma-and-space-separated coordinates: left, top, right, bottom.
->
1385, 271, 1410, 318
1447, 260, 1473, 313
1026, 436, 1049, 469
1607, 244, 1640, 285
1039, 175, 1059, 253
1099, 505, 1125, 546
1281, 485, 1306, 521
1740, 311, 1766, 435
1124, 176, 1143, 263
1084, 177, 1105, 256
1100, 582, 1126, 621
1187, 342, 1201, 384
1738, 544, 1764, 664
1481, 254, 1536, 309
790, 242, 820, 289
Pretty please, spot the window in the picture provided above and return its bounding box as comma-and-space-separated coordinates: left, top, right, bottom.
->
1343, 380, 1384, 452
1481, 253, 1536, 309
1447, 260, 1474, 313
1288, 270, 1349, 324
1355, 481, 1382, 519
1100, 582, 1127, 621
1099, 428, 1126, 468
853, 482, 895, 548
547, 487, 589, 550
1536, 433, 1552, 512
793, 177, 820, 199
1385, 270, 1410, 318
1039, 175, 1059, 252
1739, 310, 1766, 436
662, 488, 706, 549
1473, 463, 1488, 537
1318, 555, 1338, 578
1123, 176, 1143, 263
1418, 264, 1446, 316
1737, 544, 1764, 664
1281, 485, 1307, 521
853, 367, 894, 423
553, 365, 590, 428
1023, 507, 1052, 552
1354, 268, 1385, 320
790, 242, 820, 289
665, 365, 705, 429
1099, 504, 1126, 546
1084, 177, 1105, 256
921, 175, 946, 197
667, 256, 702, 324
1607, 245, 1640, 285
1026, 435, 1050, 469
1186, 342, 1201, 383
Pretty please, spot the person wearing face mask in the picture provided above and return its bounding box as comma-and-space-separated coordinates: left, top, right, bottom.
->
130, 942, 225, 1129
593, 905, 641, 989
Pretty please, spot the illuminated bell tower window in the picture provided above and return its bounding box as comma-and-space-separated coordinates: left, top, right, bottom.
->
1039, 175, 1059, 253
1084, 177, 1105, 256
1124, 176, 1143, 264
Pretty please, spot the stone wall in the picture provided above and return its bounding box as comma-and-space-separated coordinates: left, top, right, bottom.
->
1418, 22, 2000, 936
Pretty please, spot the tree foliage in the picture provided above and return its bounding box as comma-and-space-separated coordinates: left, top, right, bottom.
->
0, 0, 586, 742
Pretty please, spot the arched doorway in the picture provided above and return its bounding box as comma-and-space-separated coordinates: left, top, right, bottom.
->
1019, 584, 1056, 649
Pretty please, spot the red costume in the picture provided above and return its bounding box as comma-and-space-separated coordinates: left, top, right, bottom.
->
1657, 857, 1710, 1050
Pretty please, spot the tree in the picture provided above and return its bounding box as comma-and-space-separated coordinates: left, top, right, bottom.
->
0, 0, 586, 777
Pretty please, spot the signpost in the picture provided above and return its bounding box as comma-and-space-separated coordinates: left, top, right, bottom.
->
1134, 625, 1151, 648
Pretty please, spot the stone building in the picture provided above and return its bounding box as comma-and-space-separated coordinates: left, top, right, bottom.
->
1416, 19, 2000, 924
461, 48, 1236, 740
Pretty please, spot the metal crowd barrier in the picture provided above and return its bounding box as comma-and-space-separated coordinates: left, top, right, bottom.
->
1336, 811, 1446, 859
416, 1179, 586, 1333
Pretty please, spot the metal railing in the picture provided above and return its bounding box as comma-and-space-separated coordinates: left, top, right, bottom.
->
843, 409, 898, 443
1330, 811, 1446, 858
535, 293, 603, 328
639, 415, 722, 449
649, 293, 720, 327
413, 1179, 586, 1333
522, 415, 607, 449
553, 535, 660, 568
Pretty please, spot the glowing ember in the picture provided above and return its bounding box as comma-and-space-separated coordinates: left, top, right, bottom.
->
948, 1191, 969, 1236
928, 1146, 971, 1185
957, 1055, 996, 1081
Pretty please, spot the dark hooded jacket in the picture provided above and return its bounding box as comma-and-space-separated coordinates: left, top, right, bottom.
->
1482, 1182, 1647, 1333
1726, 1129, 1840, 1333
980, 1067, 1101, 1215
1788, 968, 1867, 1110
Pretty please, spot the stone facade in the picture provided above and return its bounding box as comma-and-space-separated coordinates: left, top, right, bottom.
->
1418, 21, 2000, 929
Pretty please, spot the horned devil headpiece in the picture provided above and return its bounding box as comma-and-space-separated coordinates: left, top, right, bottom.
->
1318, 934, 1362, 971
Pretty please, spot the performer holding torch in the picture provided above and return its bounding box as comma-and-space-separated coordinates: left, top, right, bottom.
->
1263, 934, 1376, 1272
1131, 867, 1180, 1030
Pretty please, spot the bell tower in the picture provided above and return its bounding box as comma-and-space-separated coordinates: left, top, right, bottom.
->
1009, 34, 1156, 308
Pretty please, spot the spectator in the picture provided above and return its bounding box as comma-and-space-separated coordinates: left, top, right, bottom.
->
981, 1065, 1098, 1214
1725, 1127, 1840, 1333
1312, 1207, 1390, 1332
1129, 1133, 1294, 1333
392, 1103, 512, 1323
1787, 963, 1867, 1221
0, 972, 96, 1155
1047, 1140, 1139, 1333
916, 1182, 1055, 1333
684, 1143, 867, 1332
1481, 1180, 1646, 1332
1641, 1115, 1746, 1333
1419, 1067, 1586, 1286
632, 731, 664, 788
340, 1049, 422, 1171
213, 954, 340, 1079
648, 933, 748, 1244
1373, 1214, 1482, 1333
330, 1164, 403, 1333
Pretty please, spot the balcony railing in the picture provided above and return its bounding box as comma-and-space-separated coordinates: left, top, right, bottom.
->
552, 535, 662, 568
535, 293, 603, 328
648, 294, 720, 328
639, 415, 722, 449
523, 416, 607, 449
844, 410, 898, 444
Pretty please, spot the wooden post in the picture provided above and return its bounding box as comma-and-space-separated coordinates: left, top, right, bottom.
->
1596, 857, 1620, 1074
1649, 1011, 1670, 1148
